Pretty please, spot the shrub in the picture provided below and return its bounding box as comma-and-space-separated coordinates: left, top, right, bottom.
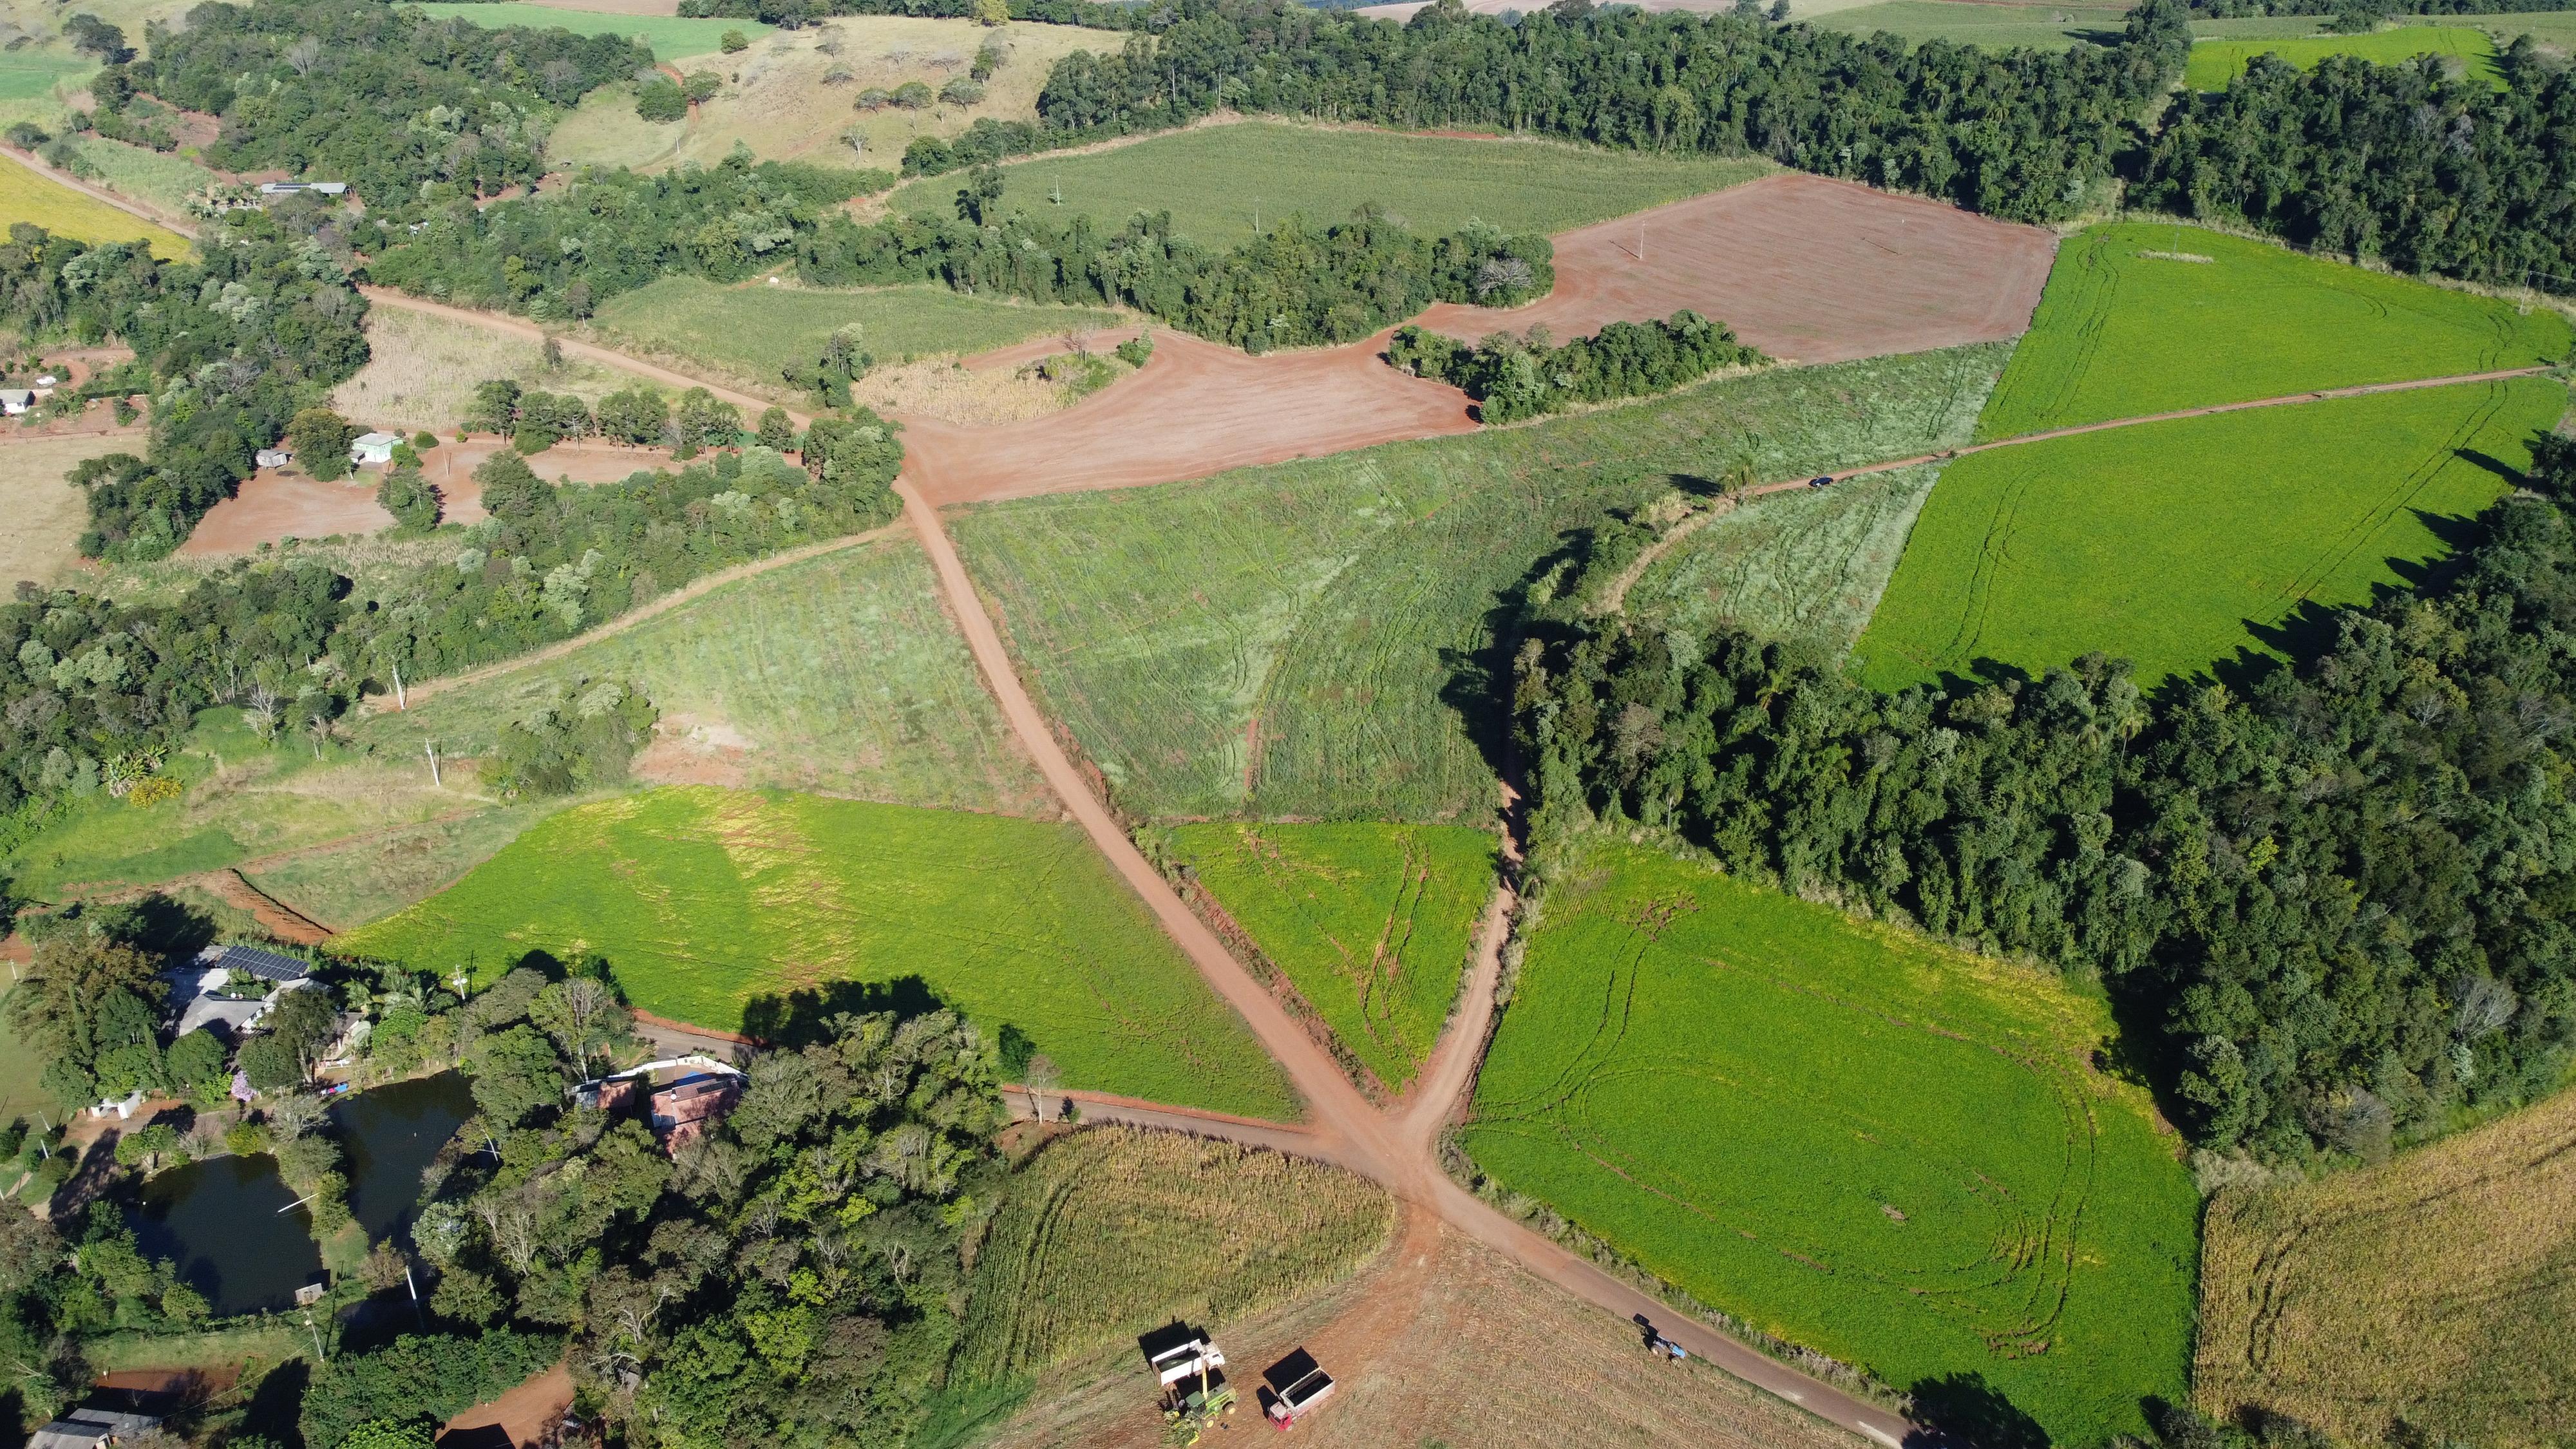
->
682, 71, 721, 103
126, 775, 181, 808
855, 87, 891, 111
1113, 334, 1153, 368
938, 77, 985, 106
636, 79, 687, 123
891, 80, 933, 109
719, 28, 748, 52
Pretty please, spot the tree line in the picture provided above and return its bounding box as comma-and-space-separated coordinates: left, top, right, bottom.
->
1511, 434, 2576, 1164
0, 214, 369, 560
1387, 311, 1764, 423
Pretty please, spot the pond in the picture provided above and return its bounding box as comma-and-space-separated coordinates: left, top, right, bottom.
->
128, 1072, 475, 1316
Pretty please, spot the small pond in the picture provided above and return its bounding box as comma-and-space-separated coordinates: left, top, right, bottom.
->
128, 1072, 475, 1316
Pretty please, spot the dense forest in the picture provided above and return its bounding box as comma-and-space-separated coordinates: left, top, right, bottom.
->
1387, 311, 1763, 422
129, 0, 648, 202
1513, 435, 2576, 1162
2139, 45, 2576, 293
0, 214, 368, 559
0, 428, 899, 828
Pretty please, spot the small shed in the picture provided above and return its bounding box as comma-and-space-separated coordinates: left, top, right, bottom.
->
27, 1408, 162, 1449
350, 431, 400, 466
256, 447, 292, 469
1, 388, 33, 415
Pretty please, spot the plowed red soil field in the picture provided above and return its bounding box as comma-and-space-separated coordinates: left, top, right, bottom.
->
1419, 172, 2057, 364
902, 328, 1475, 506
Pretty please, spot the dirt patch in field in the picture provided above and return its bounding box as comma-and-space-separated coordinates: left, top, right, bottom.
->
902, 328, 1474, 506
987, 1209, 1855, 1449
634, 714, 756, 788
425, 437, 683, 523
439, 1362, 573, 1449
1419, 172, 2058, 365
181, 468, 395, 554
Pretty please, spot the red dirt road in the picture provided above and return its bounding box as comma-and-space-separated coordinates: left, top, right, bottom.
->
1419, 172, 2058, 365
902, 328, 1475, 506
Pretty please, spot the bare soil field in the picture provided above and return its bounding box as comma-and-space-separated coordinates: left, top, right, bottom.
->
986, 1211, 1859, 1449
1418, 173, 2057, 364
180, 469, 393, 554
0, 432, 138, 586
439, 1362, 573, 1449
903, 329, 1474, 506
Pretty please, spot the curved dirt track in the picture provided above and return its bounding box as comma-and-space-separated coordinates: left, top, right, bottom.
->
902, 328, 1476, 506
1420, 172, 2057, 365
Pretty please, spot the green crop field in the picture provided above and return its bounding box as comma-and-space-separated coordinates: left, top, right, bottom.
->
1859, 375, 2571, 690
1818, 1, 2134, 50
1165, 823, 1494, 1092
2184, 24, 2503, 89
954, 343, 2008, 824
957, 1127, 1393, 1383
0, 49, 90, 101
591, 278, 1121, 388
1627, 464, 1942, 658
1464, 842, 2199, 1446
61, 137, 221, 218
403, 3, 766, 61
1978, 222, 2570, 439
887, 121, 1774, 248
336, 786, 1300, 1119
352, 537, 1054, 819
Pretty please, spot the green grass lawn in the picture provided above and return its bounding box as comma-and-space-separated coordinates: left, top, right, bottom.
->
403, 2, 766, 62
351, 537, 1053, 819
591, 277, 1121, 384
1858, 375, 2571, 690
335, 786, 1298, 1119
1980, 222, 2570, 439
1817, 1, 2133, 50
1165, 823, 1493, 1092
954, 343, 2008, 824
1628, 464, 1942, 659
1466, 842, 2199, 1446
0, 49, 91, 102
887, 121, 1773, 248
2184, 24, 2503, 89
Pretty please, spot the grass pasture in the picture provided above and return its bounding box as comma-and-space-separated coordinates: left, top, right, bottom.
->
1627, 464, 1942, 659
954, 343, 2008, 823
1979, 222, 2570, 438
2195, 1088, 2576, 1448
958, 1127, 1394, 1383
887, 121, 1773, 248
1465, 842, 2199, 1446
2184, 24, 2503, 90
1858, 375, 2570, 690
335, 786, 1300, 1119
0, 48, 90, 101
335, 302, 677, 437
0, 157, 190, 258
589, 277, 1119, 395
1817, 2, 2135, 51
58, 137, 218, 219
404, 3, 763, 60
0, 433, 141, 591
1166, 823, 1494, 1092
352, 536, 1054, 817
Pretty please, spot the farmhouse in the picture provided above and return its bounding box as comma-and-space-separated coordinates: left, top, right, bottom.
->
0, 388, 32, 415
349, 431, 401, 466
168, 943, 314, 1037
26, 1408, 162, 1449
573, 1055, 746, 1153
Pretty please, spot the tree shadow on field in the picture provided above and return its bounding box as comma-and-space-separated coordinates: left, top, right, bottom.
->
1904, 1372, 2051, 1449
740, 974, 945, 1048
1439, 526, 1598, 793
236, 1357, 311, 1449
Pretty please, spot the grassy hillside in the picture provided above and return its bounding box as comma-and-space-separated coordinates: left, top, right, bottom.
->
954, 343, 2007, 824
1819, 1, 2132, 50
590, 278, 1120, 392
405, 3, 765, 61
1979, 222, 2570, 438
1465, 842, 2199, 1446
337, 787, 1300, 1119
1166, 823, 1494, 1092
2197, 1088, 2576, 1448
1858, 375, 2570, 689
1625, 464, 1941, 658
352, 536, 1052, 817
957, 1127, 1393, 1383
887, 121, 1773, 247
2184, 24, 2503, 89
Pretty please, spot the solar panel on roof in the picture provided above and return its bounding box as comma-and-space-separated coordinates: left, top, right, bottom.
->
216, 944, 312, 982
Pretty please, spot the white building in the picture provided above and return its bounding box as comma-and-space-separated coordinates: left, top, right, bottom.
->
350, 431, 400, 467
1, 388, 33, 415
256, 447, 292, 469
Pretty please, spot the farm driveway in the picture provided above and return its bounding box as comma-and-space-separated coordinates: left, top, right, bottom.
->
1421, 173, 2057, 363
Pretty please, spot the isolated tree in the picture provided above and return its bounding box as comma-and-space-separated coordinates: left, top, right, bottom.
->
61, 13, 129, 61
636, 78, 687, 123
719, 28, 749, 53
287, 406, 358, 481
755, 406, 797, 451
682, 71, 721, 103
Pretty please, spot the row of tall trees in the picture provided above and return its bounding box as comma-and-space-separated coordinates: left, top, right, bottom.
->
0, 215, 369, 559
1512, 436, 2576, 1162
1387, 312, 1764, 422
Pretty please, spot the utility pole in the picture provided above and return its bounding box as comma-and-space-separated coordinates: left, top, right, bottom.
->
392, 661, 405, 711
424, 739, 440, 787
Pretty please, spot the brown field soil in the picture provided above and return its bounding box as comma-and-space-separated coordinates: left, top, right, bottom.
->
1418, 172, 2058, 365
179, 469, 393, 554
902, 328, 1475, 506
0, 431, 145, 586
986, 1211, 1859, 1449
2195, 1088, 2576, 1448
439, 1361, 573, 1449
